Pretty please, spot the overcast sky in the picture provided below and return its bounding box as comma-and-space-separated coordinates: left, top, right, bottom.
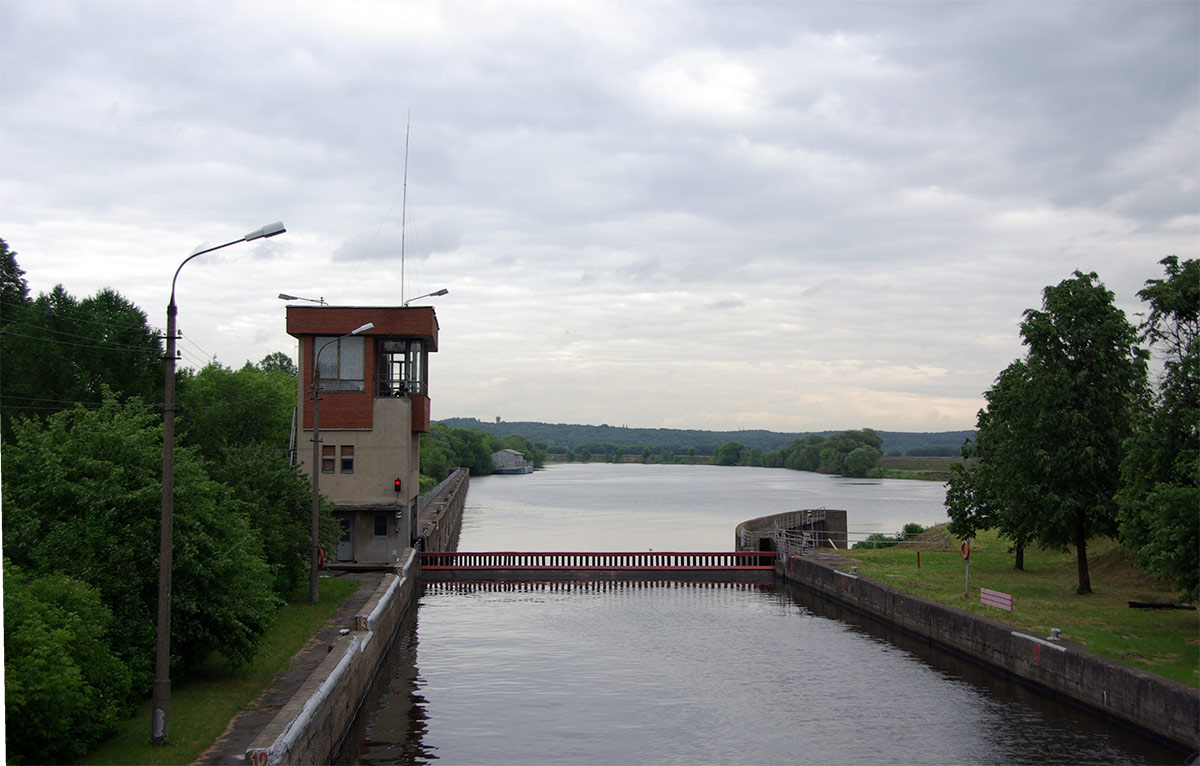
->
3, 1, 1197, 433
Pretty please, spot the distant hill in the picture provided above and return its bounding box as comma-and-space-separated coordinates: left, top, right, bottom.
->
435, 418, 974, 456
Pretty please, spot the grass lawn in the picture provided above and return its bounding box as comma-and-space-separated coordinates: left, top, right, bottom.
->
839, 526, 1199, 687
80, 576, 361, 766
879, 455, 964, 481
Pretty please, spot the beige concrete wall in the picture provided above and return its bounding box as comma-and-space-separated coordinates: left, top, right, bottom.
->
337, 510, 408, 563
301, 397, 420, 507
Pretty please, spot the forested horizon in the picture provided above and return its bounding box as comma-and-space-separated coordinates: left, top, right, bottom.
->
435, 417, 974, 457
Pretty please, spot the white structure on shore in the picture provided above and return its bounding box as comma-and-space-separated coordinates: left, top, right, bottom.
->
491, 449, 533, 474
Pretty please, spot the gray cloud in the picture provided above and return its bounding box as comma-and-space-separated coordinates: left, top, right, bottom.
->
2, 0, 1195, 431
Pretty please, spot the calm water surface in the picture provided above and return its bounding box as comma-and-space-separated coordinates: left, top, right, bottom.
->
356, 464, 1184, 765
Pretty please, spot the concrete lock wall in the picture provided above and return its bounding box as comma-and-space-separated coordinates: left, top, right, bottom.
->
417, 467, 469, 552
243, 470, 471, 766
245, 549, 420, 766
780, 554, 1200, 752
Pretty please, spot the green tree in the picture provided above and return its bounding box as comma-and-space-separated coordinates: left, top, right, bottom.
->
946, 361, 1042, 569
1020, 271, 1147, 594
207, 444, 338, 597
785, 435, 825, 471
1118, 256, 1199, 599
2, 395, 279, 692
176, 361, 295, 462
844, 444, 883, 477
0, 237, 28, 306
172, 359, 333, 598
0, 277, 162, 441
713, 441, 744, 466
258, 350, 299, 376
420, 423, 495, 476
4, 560, 133, 765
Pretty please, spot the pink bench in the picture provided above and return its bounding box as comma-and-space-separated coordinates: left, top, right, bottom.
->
981, 588, 1013, 611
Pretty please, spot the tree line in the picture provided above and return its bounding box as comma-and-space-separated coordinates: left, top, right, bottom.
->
947, 261, 1197, 600
1, 240, 339, 763
419, 423, 546, 486
436, 416, 973, 457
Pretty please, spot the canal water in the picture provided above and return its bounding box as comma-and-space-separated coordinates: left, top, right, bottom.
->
355, 464, 1184, 765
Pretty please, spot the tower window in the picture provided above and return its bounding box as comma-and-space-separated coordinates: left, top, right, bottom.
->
340, 445, 355, 473
314, 335, 366, 391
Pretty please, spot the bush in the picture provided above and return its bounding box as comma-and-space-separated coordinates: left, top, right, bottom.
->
4, 560, 132, 764
2, 397, 279, 693
852, 533, 900, 550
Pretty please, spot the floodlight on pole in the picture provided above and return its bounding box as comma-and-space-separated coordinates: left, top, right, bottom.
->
403, 288, 448, 306
310, 321, 375, 603
154, 221, 285, 746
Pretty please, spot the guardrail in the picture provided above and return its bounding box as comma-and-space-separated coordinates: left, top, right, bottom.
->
422, 551, 775, 568
420, 551, 776, 582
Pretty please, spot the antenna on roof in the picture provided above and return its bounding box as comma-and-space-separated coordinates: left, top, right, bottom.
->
401, 109, 410, 305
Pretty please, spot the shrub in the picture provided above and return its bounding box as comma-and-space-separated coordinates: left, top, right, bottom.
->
4, 560, 132, 764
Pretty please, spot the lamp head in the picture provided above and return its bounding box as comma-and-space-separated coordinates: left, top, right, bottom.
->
245, 221, 286, 241
351, 322, 374, 335
278, 293, 299, 301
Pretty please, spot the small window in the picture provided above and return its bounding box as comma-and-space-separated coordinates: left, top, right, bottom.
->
340, 445, 355, 474
373, 513, 389, 537
321, 445, 335, 474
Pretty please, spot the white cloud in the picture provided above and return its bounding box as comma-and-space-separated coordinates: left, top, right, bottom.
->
2, 0, 1196, 432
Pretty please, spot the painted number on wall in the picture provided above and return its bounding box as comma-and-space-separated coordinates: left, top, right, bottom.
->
249, 750, 269, 766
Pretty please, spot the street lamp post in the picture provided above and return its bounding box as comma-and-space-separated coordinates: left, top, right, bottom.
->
402, 288, 448, 307
310, 322, 375, 604
153, 221, 285, 746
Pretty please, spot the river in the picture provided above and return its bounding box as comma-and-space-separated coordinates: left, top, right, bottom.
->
354, 463, 1184, 765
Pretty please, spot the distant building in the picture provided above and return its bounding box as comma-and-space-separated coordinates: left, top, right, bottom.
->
491, 448, 532, 474
286, 305, 438, 564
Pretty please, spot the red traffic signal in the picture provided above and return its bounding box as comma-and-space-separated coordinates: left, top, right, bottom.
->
393, 478, 402, 493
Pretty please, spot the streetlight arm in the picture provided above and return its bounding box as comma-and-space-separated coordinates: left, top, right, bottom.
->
402, 288, 448, 306
154, 220, 285, 746
172, 222, 287, 305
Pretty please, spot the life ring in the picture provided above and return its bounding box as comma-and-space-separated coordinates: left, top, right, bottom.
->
318, 547, 325, 568
960, 539, 971, 561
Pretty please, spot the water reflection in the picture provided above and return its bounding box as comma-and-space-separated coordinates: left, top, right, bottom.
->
356, 465, 1185, 765
356, 581, 1183, 765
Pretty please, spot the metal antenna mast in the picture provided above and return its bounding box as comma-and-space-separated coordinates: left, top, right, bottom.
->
401, 110, 410, 304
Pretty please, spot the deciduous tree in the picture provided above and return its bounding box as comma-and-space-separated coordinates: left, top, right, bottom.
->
4, 560, 133, 764
1118, 256, 1199, 600
2, 394, 279, 692
946, 361, 1041, 569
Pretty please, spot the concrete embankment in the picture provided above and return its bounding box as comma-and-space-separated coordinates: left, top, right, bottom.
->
196, 470, 470, 766
416, 467, 468, 552
779, 552, 1199, 753
241, 550, 419, 766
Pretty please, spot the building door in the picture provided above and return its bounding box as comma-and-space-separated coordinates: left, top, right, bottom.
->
337, 516, 354, 561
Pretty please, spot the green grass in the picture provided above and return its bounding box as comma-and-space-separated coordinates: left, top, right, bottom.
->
80, 576, 360, 766
879, 455, 964, 481
840, 527, 1199, 687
